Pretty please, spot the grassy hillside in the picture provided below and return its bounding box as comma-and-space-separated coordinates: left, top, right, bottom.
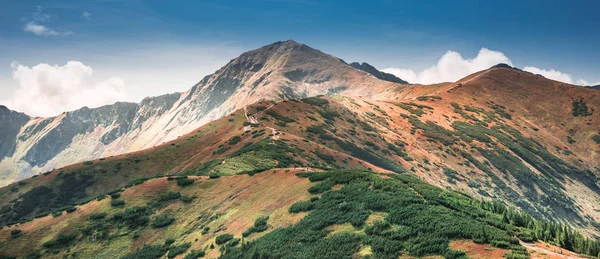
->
2, 169, 597, 259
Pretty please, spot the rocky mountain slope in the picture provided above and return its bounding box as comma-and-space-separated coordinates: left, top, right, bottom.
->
0, 64, 599, 258
0, 40, 403, 186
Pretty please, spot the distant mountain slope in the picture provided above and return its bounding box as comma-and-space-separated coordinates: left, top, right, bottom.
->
0, 40, 403, 186
349, 61, 409, 84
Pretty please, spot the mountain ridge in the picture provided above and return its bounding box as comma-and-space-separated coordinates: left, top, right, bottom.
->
0, 40, 405, 185
349, 61, 409, 84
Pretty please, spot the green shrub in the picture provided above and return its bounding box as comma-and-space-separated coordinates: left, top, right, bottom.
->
90, 212, 107, 220
443, 167, 459, 184
215, 147, 230, 154
168, 243, 191, 258
302, 97, 329, 106
266, 110, 295, 125
159, 191, 181, 201
572, 98, 593, 117
289, 200, 314, 213
183, 250, 205, 259
42, 232, 77, 250
151, 214, 175, 228
592, 134, 600, 144
243, 216, 270, 237
10, 229, 22, 239
113, 206, 151, 229
127, 178, 149, 187
180, 195, 194, 203
111, 199, 125, 208
504, 252, 529, 259
306, 125, 326, 134
215, 233, 234, 245
176, 178, 194, 187
490, 240, 511, 248
228, 136, 242, 145
315, 152, 335, 162
121, 244, 168, 259
444, 249, 466, 259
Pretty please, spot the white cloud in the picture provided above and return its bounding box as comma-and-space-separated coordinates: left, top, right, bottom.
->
522, 66, 576, 84
382, 48, 512, 84
576, 79, 589, 86
24, 21, 72, 36
382, 48, 599, 86
81, 12, 92, 20
22, 6, 72, 36
2, 61, 127, 117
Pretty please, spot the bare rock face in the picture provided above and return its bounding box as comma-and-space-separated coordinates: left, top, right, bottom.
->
0, 106, 29, 160
349, 62, 409, 84
0, 40, 403, 186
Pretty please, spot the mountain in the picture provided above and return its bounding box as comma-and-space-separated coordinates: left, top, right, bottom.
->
349, 62, 409, 84
0, 85, 599, 258
591, 84, 600, 90
0, 41, 599, 258
0, 40, 403, 186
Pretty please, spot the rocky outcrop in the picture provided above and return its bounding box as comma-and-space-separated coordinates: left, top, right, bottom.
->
349, 62, 409, 84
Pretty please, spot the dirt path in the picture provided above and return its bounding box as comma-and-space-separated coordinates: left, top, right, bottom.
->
243, 106, 258, 124
266, 127, 280, 140
520, 241, 584, 259
244, 104, 275, 125
449, 68, 494, 92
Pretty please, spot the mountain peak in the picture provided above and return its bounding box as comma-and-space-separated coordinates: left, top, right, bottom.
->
490, 63, 519, 70
279, 39, 302, 46
349, 62, 408, 84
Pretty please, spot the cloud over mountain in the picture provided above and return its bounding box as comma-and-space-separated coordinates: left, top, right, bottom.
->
382, 48, 512, 84
383, 48, 597, 86
2, 61, 127, 117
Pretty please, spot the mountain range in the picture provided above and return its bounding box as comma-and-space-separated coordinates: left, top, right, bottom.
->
0, 40, 402, 186
0, 40, 599, 258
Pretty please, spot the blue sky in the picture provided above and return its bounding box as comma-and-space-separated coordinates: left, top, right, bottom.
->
1, 0, 599, 116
